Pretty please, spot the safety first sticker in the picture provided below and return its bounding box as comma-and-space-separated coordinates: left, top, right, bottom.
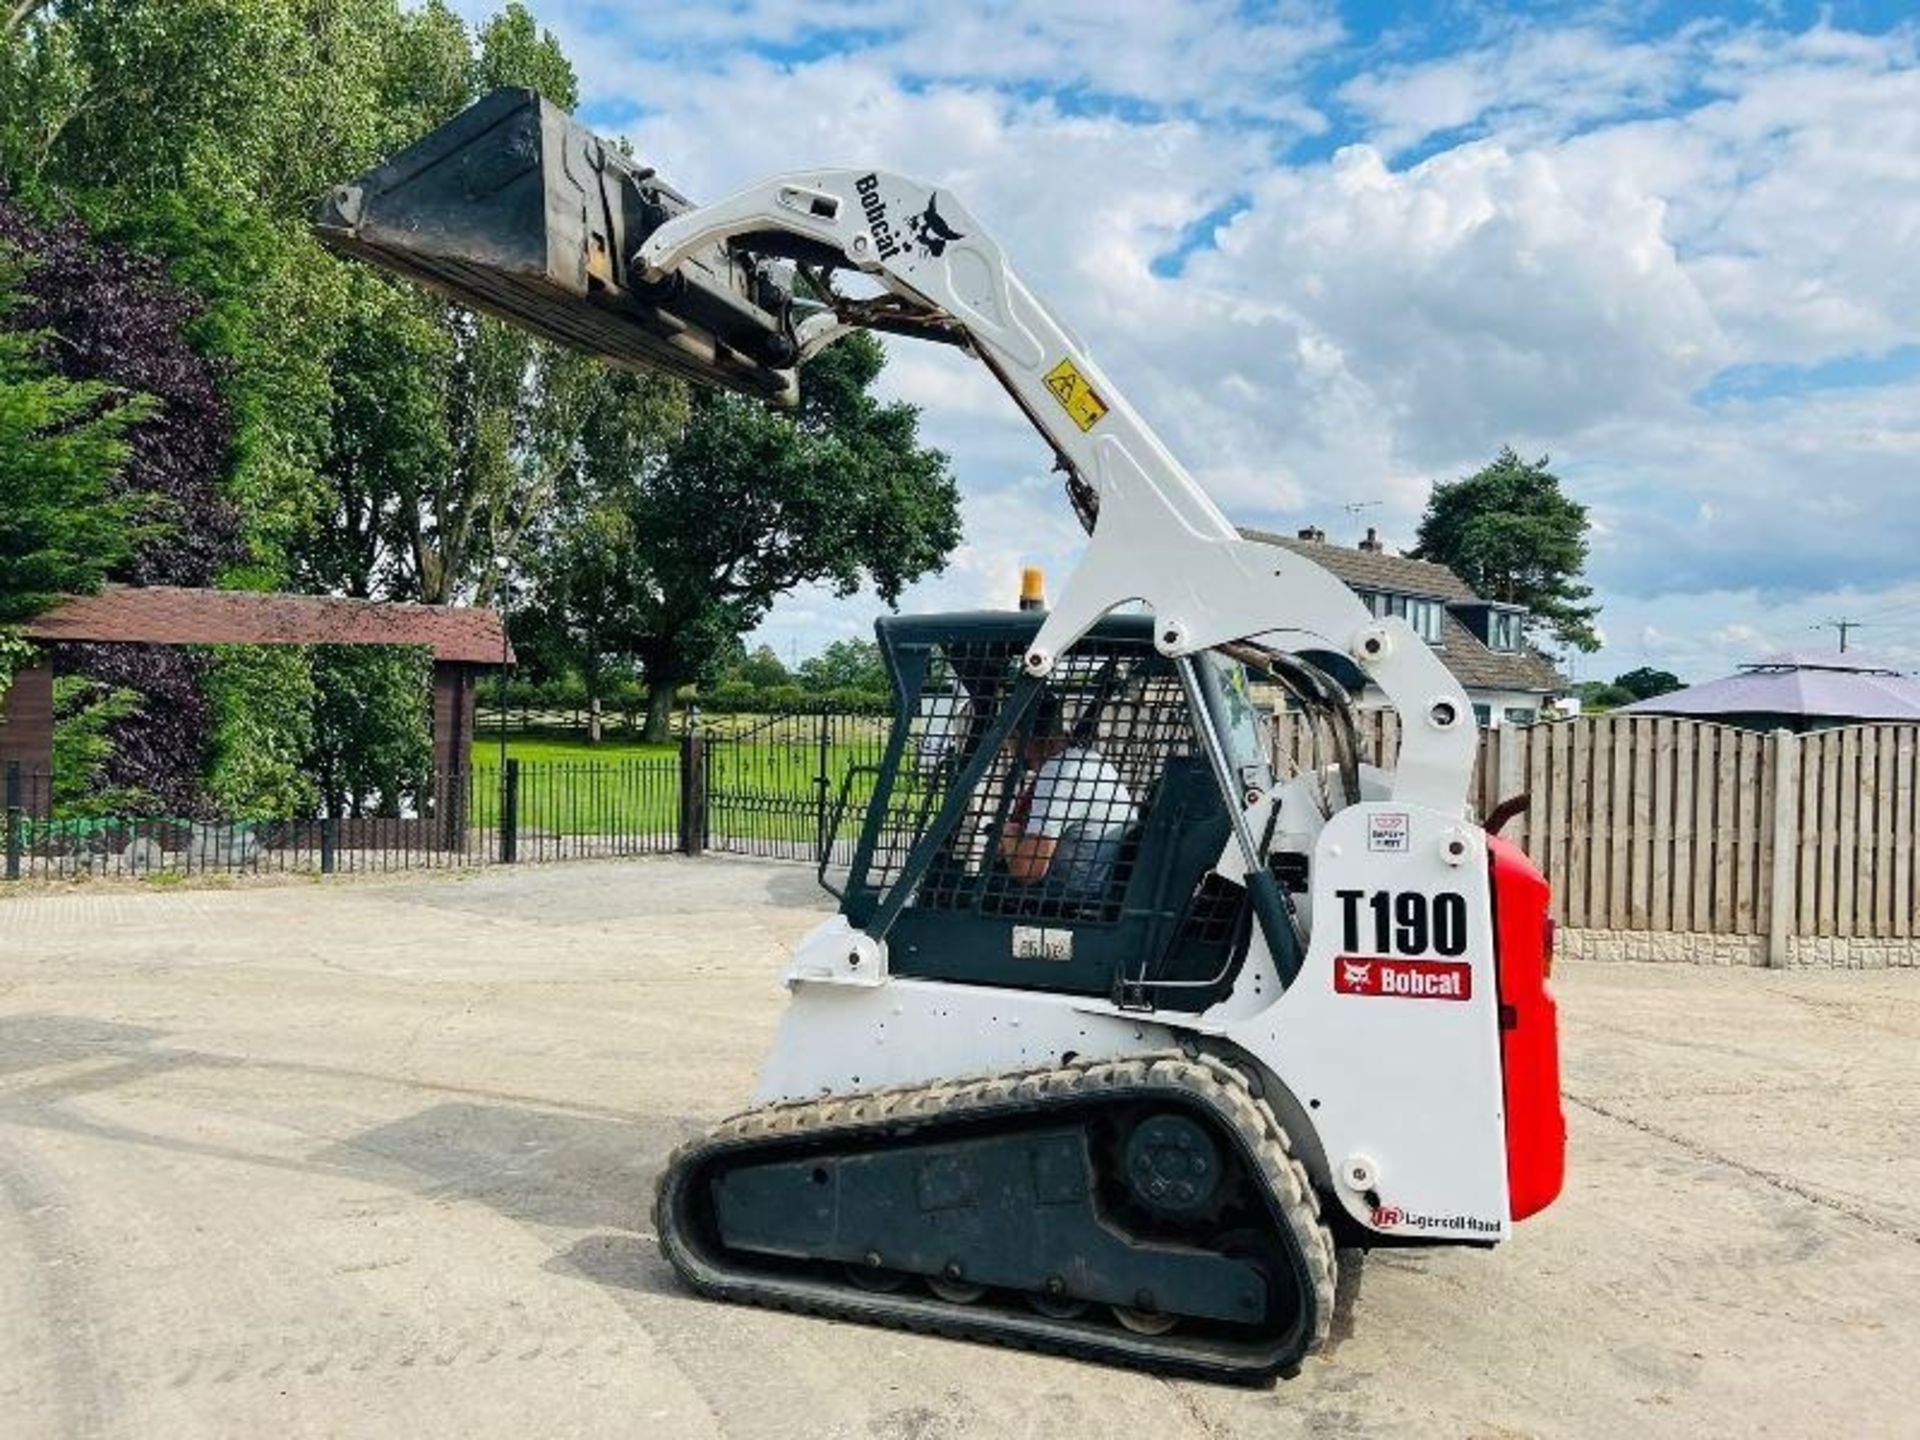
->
1043, 357, 1110, 432
1367, 811, 1410, 852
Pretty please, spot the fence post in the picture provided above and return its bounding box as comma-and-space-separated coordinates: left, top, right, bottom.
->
1767, 728, 1799, 967
815, 708, 832, 859
1496, 724, 1526, 812
500, 758, 520, 864
679, 726, 706, 856
320, 816, 337, 876
4, 763, 20, 882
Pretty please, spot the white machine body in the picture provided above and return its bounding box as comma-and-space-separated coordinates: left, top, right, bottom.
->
636, 171, 1529, 1245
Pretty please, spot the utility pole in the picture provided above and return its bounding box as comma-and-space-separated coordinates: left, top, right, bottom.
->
1813, 618, 1864, 653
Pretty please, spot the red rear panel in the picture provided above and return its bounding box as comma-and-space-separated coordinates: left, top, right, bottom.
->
1488, 835, 1566, 1220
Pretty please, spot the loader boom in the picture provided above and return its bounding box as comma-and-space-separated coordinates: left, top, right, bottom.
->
634, 170, 1479, 814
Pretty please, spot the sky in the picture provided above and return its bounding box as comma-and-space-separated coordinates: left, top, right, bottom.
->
449, 0, 1920, 684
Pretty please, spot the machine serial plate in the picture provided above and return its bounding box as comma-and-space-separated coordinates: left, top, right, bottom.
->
1012, 926, 1074, 962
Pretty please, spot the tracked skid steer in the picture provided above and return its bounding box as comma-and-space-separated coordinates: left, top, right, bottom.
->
319, 89, 1568, 1384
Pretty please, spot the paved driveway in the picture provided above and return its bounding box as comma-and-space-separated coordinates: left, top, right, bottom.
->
1, 859, 1915, 1438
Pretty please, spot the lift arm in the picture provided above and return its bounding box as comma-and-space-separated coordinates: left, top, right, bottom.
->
635, 170, 1477, 814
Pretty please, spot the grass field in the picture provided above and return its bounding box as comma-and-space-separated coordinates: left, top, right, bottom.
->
467, 732, 678, 766
463, 725, 891, 839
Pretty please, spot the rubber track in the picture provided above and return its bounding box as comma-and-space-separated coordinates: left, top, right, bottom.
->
653, 1051, 1337, 1384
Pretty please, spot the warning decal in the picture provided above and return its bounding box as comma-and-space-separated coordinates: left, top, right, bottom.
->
1042, 357, 1110, 432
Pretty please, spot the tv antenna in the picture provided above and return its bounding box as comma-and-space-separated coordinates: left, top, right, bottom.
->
1813, 618, 1866, 653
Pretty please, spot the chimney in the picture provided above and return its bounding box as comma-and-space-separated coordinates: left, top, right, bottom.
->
1358, 526, 1384, 553
1296, 525, 1326, 543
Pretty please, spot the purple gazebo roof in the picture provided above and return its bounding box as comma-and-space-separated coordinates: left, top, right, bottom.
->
1621, 650, 1920, 722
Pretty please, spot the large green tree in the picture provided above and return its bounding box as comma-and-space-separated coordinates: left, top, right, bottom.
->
525, 333, 960, 741
1412, 446, 1601, 652
1, 0, 580, 607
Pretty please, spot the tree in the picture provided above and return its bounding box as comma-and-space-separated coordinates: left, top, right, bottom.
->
0, 195, 240, 590
0, 317, 148, 623
1573, 679, 1633, 713
2, 1, 585, 608
1412, 446, 1601, 652
1613, 666, 1682, 701
799, 639, 886, 694
307, 644, 432, 817
525, 332, 960, 741
731, 645, 792, 689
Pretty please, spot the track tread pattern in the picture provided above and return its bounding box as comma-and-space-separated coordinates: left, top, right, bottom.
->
653, 1051, 1335, 1383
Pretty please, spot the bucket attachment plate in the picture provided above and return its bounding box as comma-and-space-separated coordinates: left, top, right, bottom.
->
315, 87, 798, 403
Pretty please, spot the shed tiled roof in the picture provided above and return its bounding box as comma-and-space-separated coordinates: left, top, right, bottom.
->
25, 586, 511, 665
1241, 529, 1565, 696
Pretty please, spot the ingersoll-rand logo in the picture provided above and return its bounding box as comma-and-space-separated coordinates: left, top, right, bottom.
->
1335, 955, 1473, 1001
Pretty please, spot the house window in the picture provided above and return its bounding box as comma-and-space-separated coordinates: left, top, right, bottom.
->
1359, 590, 1444, 644
1488, 610, 1526, 651
1472, 703, 1492, 728
1504, 706, 1537, 726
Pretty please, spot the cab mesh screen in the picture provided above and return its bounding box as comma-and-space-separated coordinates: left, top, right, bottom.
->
861, 633, 1198, 924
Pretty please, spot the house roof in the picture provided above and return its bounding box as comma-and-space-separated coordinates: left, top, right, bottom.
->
1246, 529, 1479, 602
1434, 610, 1565, 694
1621, 651, 1920, 721
1241, 529, 1565, 696
25, 586, 512, 665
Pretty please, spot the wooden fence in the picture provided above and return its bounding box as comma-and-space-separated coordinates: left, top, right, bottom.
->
1269, 711, 1920, 954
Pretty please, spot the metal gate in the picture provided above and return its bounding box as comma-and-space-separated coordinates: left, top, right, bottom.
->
701, 707, 891, 863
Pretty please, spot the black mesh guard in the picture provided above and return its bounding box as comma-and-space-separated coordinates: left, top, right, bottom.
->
857, 627, 1198, 926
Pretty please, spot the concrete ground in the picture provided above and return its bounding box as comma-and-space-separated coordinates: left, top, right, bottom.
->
0, 859, 1915, 1440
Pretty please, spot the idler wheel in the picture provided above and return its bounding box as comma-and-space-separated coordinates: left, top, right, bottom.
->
1123, 1111, 1222, 1217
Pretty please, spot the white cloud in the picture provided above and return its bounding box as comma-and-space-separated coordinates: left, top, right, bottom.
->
1337, 23, 1693, 157
430, 3, 1920, 678
1187, 139, 1727, 467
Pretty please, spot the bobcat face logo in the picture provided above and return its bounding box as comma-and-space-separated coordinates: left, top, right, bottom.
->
1342, 959, 1373, 991
908, 194, 965, 257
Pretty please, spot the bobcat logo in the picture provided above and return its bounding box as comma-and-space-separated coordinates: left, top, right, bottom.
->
1341, 959, 1373, 991
908, 193, 966, 257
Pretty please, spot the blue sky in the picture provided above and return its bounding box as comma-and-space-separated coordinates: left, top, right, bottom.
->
451, 1, 1920, 683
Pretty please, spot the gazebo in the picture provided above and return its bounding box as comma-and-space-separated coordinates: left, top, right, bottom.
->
1620, 650, 1920, 731
0, 586, 511, 816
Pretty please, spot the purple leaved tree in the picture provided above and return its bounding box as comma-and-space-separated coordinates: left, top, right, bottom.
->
2, 195, 242, 807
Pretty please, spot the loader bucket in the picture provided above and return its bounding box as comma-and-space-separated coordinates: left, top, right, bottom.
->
316, 87, 798, 404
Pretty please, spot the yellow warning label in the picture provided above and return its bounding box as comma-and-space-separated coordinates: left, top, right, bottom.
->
1042, 357, 1109, 432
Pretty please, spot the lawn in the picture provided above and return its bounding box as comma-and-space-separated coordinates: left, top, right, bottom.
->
468, 732, 678, 766
464, 724, 893, 840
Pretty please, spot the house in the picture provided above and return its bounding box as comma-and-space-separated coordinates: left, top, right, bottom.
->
1241, 525, 1569, 728
1619, 650, 1920, 731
